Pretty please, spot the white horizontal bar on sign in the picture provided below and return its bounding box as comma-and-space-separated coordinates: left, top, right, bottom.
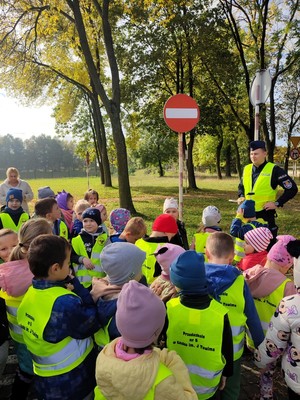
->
166, 108, 198, 119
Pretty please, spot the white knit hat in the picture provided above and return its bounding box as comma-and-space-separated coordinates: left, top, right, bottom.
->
202, 206, 221, 227
163, 198, 178, 212
244, 227, 273, 252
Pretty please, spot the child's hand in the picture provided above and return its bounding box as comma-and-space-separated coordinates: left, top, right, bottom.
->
65, 283, 74, 291
83, 258, 95, 270
236, 207, 244, 219
219, 376, 226, 390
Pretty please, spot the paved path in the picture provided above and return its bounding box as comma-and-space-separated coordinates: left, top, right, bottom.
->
0, 343, 288, 399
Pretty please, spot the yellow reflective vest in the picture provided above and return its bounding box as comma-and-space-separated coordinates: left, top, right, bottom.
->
57, 220, 69, 240
243, 163, 277, 211
135, 239, 166, 284
166, 297, 227, 399
246, 278, 290, 349
193, 233, 210, 261
233, 223, 256, 263
0, 290, 25, 343
94, 362, 173, 399
0, 212, 29, 232
71, 233, 107, 287
218, 275, 246, 360
17, 286, 94, 377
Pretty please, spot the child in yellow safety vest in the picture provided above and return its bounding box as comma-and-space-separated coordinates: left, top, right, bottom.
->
190, 205, 222, 260
0, 188, 29, 232
166, 250, 233, 400
34, 198, 69, 240
230, 199, 268, 266
243, 235, 297, 400
94, 280, 197, 400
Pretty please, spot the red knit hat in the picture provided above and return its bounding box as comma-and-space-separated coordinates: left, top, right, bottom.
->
152, 214, 178, 234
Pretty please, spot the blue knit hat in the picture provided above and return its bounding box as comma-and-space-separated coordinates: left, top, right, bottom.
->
240, 200, 256, 218
82, 207, 102, 226
6, 188, 23, 204
170, 250, 208, 295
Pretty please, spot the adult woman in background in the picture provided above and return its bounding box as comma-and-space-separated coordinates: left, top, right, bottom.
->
0, 167, 33, 213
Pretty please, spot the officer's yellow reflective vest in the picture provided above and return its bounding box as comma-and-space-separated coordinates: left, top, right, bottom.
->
0, 212, 29, 232
243, 163, 277, 211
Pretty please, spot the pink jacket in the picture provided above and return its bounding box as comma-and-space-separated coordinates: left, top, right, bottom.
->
0, 259, 33, 297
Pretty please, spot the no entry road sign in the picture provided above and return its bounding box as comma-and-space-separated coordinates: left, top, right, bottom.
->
163, 94, 200, 133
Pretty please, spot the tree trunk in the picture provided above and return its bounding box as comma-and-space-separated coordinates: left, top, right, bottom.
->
225, 144, 231, 177
233, 138, 242, 179
186, 131, 198, 189
158, 158, 164, 177
216, 138, 223, 179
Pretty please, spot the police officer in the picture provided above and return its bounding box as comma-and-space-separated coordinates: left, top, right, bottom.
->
237, 140, 298, 238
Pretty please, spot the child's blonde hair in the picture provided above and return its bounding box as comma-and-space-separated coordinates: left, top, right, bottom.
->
9, 219, 53, 261
0, 228, 17, 239
124, 217, 147, 238
206, 232, 234, 259
74, 199, 90, 214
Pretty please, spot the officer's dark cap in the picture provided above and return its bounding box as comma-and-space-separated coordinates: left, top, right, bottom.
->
250, 140, 266, 151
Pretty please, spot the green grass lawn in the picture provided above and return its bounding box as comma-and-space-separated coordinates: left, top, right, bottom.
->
26, 170, 300, 244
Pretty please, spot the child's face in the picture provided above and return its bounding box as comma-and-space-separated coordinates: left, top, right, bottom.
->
244, 242, 255, 255
101, 209, 107, 222
88, 194, 98, 206
75, 209, 85, 222
49, 204, 62, 222
164, 208, 179, 220
0, 234, 18, 262
67, 197, 74, 210
56, 249, 71, 281
8, 199, 21, 211
83, 218, 98, 233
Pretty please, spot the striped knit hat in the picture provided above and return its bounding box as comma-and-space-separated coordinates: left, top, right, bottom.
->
244, 227, 273, 252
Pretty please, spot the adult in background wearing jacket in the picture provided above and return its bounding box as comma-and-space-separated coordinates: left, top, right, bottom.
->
0, 167, 33, 214
237, 141, 298, 240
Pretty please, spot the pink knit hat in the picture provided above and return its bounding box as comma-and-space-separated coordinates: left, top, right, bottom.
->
116, 280, 166, 348
244, 227, 273, 252
154, 243, 185, 276
267, 235, 296, 267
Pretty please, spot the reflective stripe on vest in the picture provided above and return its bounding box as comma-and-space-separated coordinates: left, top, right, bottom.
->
94, 361, 173, 399
233, 223, 256, 262
17, 286, 93, 377
193, 233, 210, 261
219, 275, 246, 360
166, 297, 227, 399
243, 163, 277, 211
135, 239, 166, 284
1, 290, 25, 343
246, 278, 289, 349
0, 212, 29, 232
72, 234, 107, 287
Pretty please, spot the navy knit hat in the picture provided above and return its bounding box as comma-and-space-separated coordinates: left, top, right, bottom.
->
6, 188, 23, 204
250, 141, 266, 151
82, 207, 102, 226
170, 250, 208, 295
240, 200, 256, 218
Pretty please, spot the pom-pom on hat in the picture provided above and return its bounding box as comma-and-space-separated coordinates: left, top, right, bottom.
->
267, 235, 297, 267
170, 250, 208, 295
154, 243, 185, 277
152, 214, 178, 234
163, 197, 178, 212
38, 186, 55, 199
82, 207, 102, 226
240, 200, 256, 218
116, 280, 166, 348
109, 208, 131, 234
202, 206, 221, 227
6, 188, 23, 204
100, 242, 146, 286
250, 140, 266, 151
244, 227, 273, 252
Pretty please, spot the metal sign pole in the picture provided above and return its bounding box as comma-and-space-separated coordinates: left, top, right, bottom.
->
178, 132, 184, 221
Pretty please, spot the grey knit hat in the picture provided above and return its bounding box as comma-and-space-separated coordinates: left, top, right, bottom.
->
100, 242, 146, 286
